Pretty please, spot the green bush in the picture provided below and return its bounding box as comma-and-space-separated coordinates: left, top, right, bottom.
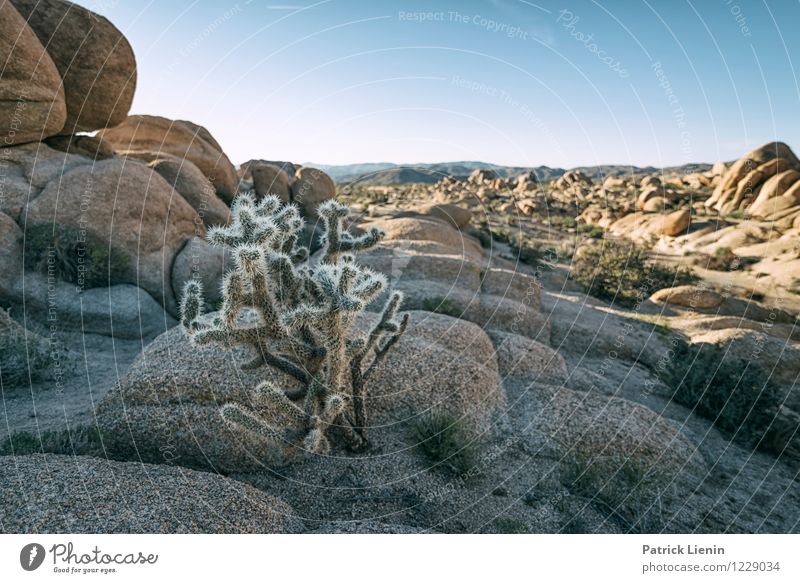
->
488, 226, 510, 244
410, 411, 480, 476
569, 238, 696, 307
0, 310, 50, 385
507, 233, 546, 267
658, 341, 790, 454
577, 223, 605, 239
24, 224, 130, 289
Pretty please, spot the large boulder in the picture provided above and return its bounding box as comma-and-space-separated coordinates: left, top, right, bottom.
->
488, 330, 568, 383
251, 162, 292, 203
148, 157, 230, 227
365, 216, 484, 262
543, 289, 673, 369
9, 275, 175, 340
399, 203, 472, 230
0, 142, 93, 220
649, 285, 724, 310
688, 328, 800, 385
748, 170, 800, 217
43, 133, 116, 160
23, 158, 201, 313
729, 157, 797, 210
363, 311, 504, 431
608, 208, 690, 240
522, 385, 706, 481
555, 171, 592, 189
98, 115, 237, 203
11, 0, 136, 135
707, 142, 800, 211
0, 1, 66, 145
96, 311, 504, 473
468, 168, 496, 183
652, 208, 691, 236
239, 159, 298, 181
357, 216, 548, 340
170, 237, 232, 310
604, 176, 627, 189
0, 454, 297, 533
291, 166, 336, 219
673, 222, 771, 256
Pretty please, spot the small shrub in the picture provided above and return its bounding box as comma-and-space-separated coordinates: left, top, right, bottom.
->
725, 210, 747, 220
558, 215, 578, 228
488, 226, 510, 244
658, 341, 790, 453
581, 225, 605, 239
562, 453, 671, 533
466, 227, 492, 249
506, 229, 563, 267
0, 309, 50, 386
410, 411, 479, 476
0, 426, 107, 457
569, 238, 696, 307
24, 224, 130, 289
704, 246, 743, 271
419, 296, 464, 319
507, 233, 546, 267
557, 241, 577, 263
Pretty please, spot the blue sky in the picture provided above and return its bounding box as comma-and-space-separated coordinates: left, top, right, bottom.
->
78, 0, 800, 168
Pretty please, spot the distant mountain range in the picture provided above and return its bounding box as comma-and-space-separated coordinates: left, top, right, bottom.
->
307, 161, 714, 185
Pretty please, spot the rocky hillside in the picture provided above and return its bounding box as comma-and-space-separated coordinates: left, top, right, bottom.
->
1, 0, 798, 535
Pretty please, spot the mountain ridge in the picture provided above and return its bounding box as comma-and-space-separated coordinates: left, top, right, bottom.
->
302, 161, 715, 185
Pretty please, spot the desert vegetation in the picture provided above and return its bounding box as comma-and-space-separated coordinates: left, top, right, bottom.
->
569, 238, 697, 307
410, 411, 480, 476
23, 224, 131, 288
660, 341, 795, 457
180, 194, 408, 455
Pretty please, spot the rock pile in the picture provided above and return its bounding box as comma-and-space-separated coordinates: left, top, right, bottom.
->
706, 141, 800, 220
98, 115, 238, 204
0, 0, 236, 328
1, 0, 136, 145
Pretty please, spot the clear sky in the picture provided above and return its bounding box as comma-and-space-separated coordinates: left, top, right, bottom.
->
77, 0, 800, 168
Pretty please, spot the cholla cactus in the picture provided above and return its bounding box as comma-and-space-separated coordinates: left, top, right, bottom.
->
180, 193, 408, 455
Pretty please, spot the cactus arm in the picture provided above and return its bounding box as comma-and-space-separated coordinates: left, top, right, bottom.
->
349, 292, 408, 438
220, 403, 285, 442
179, 280, 204, 331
